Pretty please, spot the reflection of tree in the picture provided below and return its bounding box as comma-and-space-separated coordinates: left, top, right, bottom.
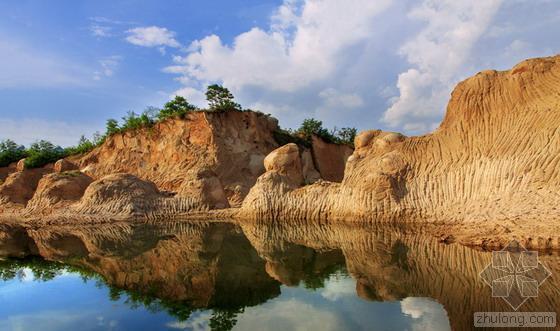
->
390, 240, 410, 272
209, 308, 244, 331
303, 263, 346, 290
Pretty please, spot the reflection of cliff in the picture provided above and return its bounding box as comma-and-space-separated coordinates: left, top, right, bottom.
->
2, 221, 560, 331
238, 221, 560, 331
1, 222, 282, 309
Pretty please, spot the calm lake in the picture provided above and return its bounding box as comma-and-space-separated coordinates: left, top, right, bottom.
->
0, 221, 558, 331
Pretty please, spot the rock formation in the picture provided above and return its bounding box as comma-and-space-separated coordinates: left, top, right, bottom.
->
73, 111, 281, 207
241, 55, 560, 247
26, 171, 93, 214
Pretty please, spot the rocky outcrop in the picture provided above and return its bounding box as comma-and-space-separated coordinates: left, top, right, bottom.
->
74, 111, 280, 207
241, 55, 560, 246
54, 159, 79, 173
26, 171, 93, 213
311, 135, 353, 182
0, 167, 52, 210
176, 168, 229, 209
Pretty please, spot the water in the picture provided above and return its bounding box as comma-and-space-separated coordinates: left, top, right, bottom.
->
0, 221, 558, 331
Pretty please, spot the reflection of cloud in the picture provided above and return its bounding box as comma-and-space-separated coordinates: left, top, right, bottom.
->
0, 310, 98, 331
401, 297, 451, 331
166, 311, 211, 331
236, 298, 346, 331
320, 275, 356, 301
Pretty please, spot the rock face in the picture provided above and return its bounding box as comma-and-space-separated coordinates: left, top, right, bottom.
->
26, 171, 94, 213
177, 168, 230, 209
311, 135, 353, 182
0, 168, 52, 208
242, 55, 560, 244
75, 111, 280, 207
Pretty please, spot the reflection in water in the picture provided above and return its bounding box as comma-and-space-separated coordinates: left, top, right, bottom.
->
0, 221, 559, 330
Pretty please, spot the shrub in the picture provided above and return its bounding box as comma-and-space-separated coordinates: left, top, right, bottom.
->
334, 127, 357, 147
206, 84, 242, 112
24, 140, 65, 168
0, 139, 26, 167
273, 129, 311, 148
296, 118, 336, 143
106, 119, 120, 136
64, 135, 96, 156
157, 97, 196, 120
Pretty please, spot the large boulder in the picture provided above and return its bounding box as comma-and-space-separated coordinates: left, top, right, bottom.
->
0, 168, 51, 206
177, 168, 230, 209
26, 171, 93, 213
263, 143, 304, 187
54, 159, 79, 173
73, 173, 165, 216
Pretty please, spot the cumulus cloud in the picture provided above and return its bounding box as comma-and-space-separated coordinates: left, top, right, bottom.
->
167, 0, 391, 92
156, 0, 558, 133
125, 26, 181, 49
93, 55, 122, 80
401, 297, 451, 331
382, 0, 504, 131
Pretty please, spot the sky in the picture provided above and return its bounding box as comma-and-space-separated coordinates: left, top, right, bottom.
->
0, 0, 559, 147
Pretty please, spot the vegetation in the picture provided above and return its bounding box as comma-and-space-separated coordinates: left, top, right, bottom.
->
24, 140, 66, 168
273, 118, 357, 148
0, 139, 26, 167
0, 84, 357, 169
157, 96, 196, 120
206, 84, 242, 112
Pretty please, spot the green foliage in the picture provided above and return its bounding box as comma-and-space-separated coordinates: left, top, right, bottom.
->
275, 119, 357, 148
273, 129, 311, 148
333, 127, 357, 147
206, 84, 242, 112
121, 111, 145, 131
297, 118, 333, 142
24, 140, 65, 168
64, 135, 96, 156
0, 139, 26, 167
106, 118, 120, 136
157, 96, 196, 120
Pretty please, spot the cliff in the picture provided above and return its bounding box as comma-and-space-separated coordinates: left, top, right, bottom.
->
241, 55, 560, 247
0, 111, 351, 218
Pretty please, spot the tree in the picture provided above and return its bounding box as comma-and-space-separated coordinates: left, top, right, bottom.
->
336, 127, 357, 146
297, 118, 333, 142
158, 96, 196, 120
64, 135, 96, 156
205, 84, 241, 112
106, 119, 120, 136
24, 140, 65, 168
0, 139, 26, 167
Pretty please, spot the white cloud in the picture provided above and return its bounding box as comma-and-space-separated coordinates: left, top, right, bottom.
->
166, 0, 392, 92
401, 297, 451, 331
319, 88, 364, 109
382, 0, 504, 130
172, 87, 207, 108
0, 118, 103, 147
125, 26, 181, 48
90, 24, 112, 38
236, 298, 346, 331
93, 55, 122, 80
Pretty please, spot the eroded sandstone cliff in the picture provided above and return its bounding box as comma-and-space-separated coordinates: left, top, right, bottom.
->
241, 55, 560, 247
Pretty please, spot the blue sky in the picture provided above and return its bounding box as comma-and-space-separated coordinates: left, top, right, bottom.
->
0, 0, 559, 146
